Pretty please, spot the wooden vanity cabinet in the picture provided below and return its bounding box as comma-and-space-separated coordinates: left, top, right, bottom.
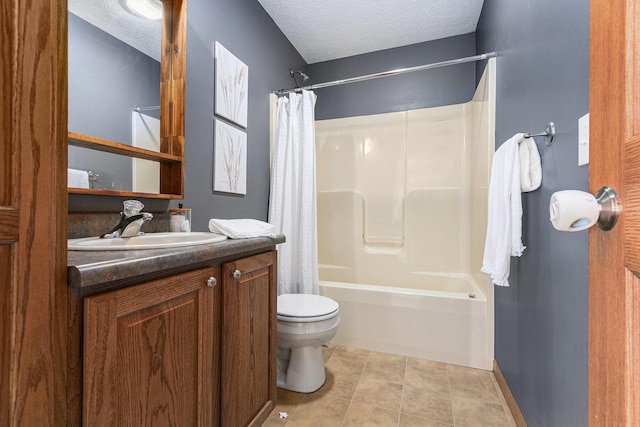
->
83, 266, 221, 426
80, 250, 277, 427
221, 252, 277, 427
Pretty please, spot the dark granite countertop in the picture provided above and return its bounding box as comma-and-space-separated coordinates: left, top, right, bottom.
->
68, 235, 285, 291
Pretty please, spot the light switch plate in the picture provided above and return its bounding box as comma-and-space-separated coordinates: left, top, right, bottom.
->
578, 113, 589, 166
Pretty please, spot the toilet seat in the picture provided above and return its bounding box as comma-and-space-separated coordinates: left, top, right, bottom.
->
277, 294, 339, 322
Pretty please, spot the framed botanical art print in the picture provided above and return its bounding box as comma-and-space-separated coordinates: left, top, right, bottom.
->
214, 42, 248, 128
214, 119, 247, 195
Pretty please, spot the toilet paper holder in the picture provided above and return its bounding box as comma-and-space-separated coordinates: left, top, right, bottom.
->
549, 186, 621, 232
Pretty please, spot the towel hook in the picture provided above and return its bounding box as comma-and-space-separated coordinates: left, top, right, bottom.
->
524, 122, 556, 146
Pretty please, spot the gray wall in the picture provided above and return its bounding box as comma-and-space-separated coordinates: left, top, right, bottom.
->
68, 12, 160, 191
477, 1, 590, 426
182, 0, 305, 230
308, 34, 477, 120
69, 0, 306, 219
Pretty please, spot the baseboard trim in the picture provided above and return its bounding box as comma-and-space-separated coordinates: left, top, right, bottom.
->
493, 360, 527, 427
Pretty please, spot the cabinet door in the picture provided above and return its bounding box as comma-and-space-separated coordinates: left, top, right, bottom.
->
222, 252, 277, 427
83, 267, 221, 427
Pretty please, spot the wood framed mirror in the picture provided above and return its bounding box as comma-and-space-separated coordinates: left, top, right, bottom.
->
67, 0, 185, 199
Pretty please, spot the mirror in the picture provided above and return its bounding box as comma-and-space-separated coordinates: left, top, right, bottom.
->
67, 0, 185, 198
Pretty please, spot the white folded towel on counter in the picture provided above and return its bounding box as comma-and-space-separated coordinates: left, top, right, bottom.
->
519, 137, 542, 192
208, 218, 277, 239
68, 168, 90, 188
482, 134, 526, 287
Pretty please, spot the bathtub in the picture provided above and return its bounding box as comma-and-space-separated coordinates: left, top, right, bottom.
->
319, 273, 493, 370
314, 62, 495, 371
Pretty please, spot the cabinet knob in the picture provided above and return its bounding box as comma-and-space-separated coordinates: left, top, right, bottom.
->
207, 276, 217, 288
232, 269, 241, 279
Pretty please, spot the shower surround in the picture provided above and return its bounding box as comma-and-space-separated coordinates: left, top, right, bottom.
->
316, 59, 495, 369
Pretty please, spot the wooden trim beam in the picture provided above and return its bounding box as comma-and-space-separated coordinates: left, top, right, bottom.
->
1, 0, 68, 424
493, 360, 527, 427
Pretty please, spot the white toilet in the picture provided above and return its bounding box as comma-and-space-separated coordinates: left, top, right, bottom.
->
276, 294, 340, 393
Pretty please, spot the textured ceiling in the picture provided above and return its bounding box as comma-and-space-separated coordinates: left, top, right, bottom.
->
68, 0, 161, 62
257, 0, 485, 64
67, 1, 484, 65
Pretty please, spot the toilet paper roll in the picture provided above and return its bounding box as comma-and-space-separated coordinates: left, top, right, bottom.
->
549, 190, 600, 232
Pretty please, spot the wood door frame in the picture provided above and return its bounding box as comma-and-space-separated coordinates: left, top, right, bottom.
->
1, 0, 68, 424
589, 0, 640, 424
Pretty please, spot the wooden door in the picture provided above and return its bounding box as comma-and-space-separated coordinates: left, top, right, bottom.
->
0, 0, 68, 424
590, 0, 640, 424
221, 252, 277, 427
83, 267, 220, 426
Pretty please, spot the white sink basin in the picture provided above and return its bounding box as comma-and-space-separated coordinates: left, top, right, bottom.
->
68, 232, 228, 251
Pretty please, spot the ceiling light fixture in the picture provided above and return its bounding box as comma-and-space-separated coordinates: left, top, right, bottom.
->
126, 0, 162, 20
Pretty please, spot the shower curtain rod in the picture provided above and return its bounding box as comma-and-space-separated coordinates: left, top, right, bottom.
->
273, 52, 496, 96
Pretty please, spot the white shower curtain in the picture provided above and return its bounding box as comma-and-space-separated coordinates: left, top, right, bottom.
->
268, 90, 318, 295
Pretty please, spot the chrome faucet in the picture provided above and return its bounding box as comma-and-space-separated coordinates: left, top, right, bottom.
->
100, 200, 153, 239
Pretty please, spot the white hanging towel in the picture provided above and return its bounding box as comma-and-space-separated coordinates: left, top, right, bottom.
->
208, 218, 277, 239
519, 137, 542, 192
67, 168, 90, 188
481, 134, 527, 287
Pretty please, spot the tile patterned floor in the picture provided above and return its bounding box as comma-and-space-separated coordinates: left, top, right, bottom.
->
263, 345, 517, 427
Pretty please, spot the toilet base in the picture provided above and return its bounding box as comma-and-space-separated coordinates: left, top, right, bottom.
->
277, 344, 326, 393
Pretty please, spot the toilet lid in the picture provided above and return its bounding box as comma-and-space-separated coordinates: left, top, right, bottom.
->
277, 294, 339, 318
